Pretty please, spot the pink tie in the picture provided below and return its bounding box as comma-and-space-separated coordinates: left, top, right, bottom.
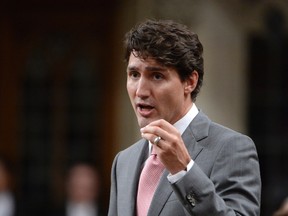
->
137, 147, 165, 216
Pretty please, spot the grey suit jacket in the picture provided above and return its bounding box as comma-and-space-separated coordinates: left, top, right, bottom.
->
108, 111, 261, 215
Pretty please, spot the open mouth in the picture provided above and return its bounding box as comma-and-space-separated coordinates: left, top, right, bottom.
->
138, 104, 154, 110
136, 103, 155, 116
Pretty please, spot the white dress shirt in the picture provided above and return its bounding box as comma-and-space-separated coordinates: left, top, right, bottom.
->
0, 191, 15, 216
67, 202, 98, 216
148, 103, 199, 183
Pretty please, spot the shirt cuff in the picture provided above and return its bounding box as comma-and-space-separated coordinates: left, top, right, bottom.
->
167, 160, 194, 184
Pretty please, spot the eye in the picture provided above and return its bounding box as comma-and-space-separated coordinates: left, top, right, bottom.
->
153, 73, 164, 80
128, 71, 140, 79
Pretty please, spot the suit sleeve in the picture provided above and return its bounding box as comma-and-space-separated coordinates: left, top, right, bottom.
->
108, 153, 120, 216
171, 134, 261, 216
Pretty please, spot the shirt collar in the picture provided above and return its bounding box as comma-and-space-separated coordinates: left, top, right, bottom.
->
173, 103, 199, 135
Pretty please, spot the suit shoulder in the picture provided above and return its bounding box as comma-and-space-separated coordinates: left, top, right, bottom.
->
210, 121, 251, 139
119, 139, 145, 155
208, 121, 256, 151
113, 139, 146, 166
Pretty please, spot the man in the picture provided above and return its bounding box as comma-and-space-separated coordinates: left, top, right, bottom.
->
108, 19, 261, 215
52, 162, 103, 216
0, 157, 15, 216
273, 198, 288, 216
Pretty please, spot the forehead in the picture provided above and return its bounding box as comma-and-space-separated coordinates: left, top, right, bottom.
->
127, 53, 166, 71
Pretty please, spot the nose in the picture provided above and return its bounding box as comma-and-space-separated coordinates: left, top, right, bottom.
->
136, 77, 150, 98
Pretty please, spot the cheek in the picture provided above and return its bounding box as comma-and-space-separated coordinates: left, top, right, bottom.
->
127, 85, 137, 111
158, 87, 184, 110
158, 90, 180, 109
126, 83, 135, 97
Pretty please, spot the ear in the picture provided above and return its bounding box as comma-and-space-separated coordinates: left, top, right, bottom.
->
184, 70, 199, 95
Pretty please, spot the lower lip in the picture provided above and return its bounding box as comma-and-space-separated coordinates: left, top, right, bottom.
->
137, 107, 154, 117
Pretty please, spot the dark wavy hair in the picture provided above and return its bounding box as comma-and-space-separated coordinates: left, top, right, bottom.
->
124, 19, 204, 101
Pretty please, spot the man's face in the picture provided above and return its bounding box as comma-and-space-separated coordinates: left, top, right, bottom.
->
126, 53, 194, 128
67, 165, 99, 203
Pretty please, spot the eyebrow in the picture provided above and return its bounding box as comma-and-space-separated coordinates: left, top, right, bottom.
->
127, 65, 167, 72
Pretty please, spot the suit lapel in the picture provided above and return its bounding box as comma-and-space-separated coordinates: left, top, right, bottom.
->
182, 110, 210, 159
147, 111, 210, 215
126, 139, 149, 216
148, 169, 171, 216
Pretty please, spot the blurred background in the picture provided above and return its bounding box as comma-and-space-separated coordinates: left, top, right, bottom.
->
0, 0, 287, 215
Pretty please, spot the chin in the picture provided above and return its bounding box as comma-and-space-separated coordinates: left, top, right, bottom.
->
138, 121, 148, 128
137, 119, 148, 128
137, 118, 156, 128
